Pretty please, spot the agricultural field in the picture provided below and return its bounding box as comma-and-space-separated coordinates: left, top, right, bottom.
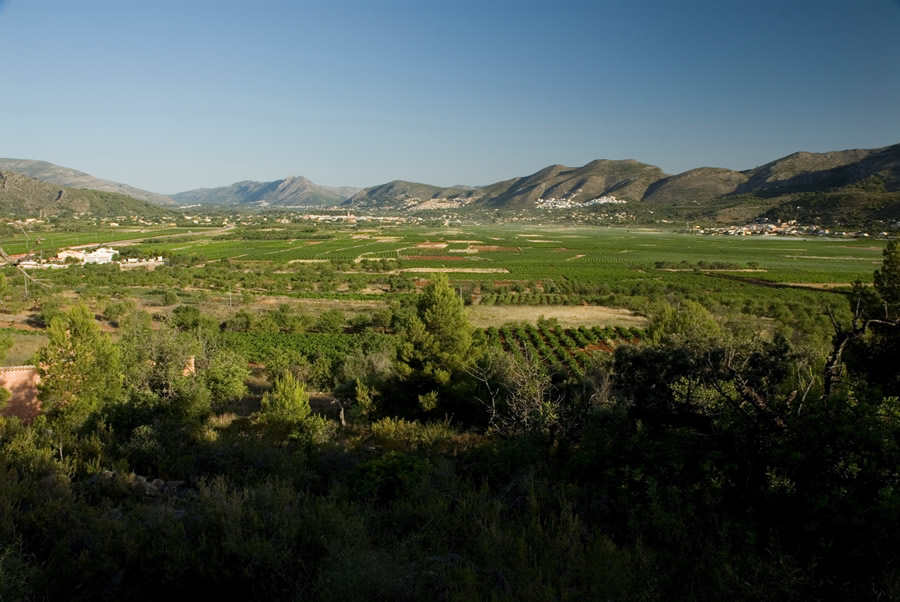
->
0, 226, 215, 256
473, 323, 643, 378
31, 222, 874, 283
105, 223, 887, 283
0, 222, 890, 345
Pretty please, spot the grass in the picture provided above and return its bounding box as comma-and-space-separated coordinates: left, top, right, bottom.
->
0, 227, 206, 255
466, 305, 647, 328
1, 330, 47, 365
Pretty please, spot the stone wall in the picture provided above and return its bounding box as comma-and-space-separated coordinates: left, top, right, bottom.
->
0, 365, 41, 422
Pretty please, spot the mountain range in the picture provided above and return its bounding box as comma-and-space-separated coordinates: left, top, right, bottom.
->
171, 176, 361, 207
347, 143, 900, 209
1, 143, 898, 223
0, 159, 176, 206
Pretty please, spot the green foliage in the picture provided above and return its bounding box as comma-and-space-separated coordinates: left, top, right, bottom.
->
119, 314, 200, 399
102, 298, 136, 322
313, 308, 345, 334
170, 304, 202, 331
203, 349, 249, 407
395, 274, 477, 414
223, 309, 254, 332
259, 371, 311, 425
648, 299, 723, 348
351, 450, 430, 503
0, 331, 11, 364
874, 240, 900, 309
37, 295, 65, 328
36, 304, 121, 432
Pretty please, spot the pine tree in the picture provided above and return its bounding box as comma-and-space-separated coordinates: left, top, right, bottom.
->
36, 305, 122, 453
397, 273, 475, 412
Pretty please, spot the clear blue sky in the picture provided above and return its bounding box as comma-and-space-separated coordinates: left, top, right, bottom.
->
1, 0, 898, 193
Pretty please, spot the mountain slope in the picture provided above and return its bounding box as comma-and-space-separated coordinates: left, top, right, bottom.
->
481, 159, 669, 208
0, 158, 175, 206
736, 144, 900, 196
642, 167, 750, 203
0, 171, 172, 217
346, 180, 474, 207
172, 176, 354, 206
348, 159, 670, 209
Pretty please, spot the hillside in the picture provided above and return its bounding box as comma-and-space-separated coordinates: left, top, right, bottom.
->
481, 159, 669, 208
642, 167, 750, 203
173, 176, 357, 207
0, 171, 173, 217
346, 180, 474, 208
347, 160, 669, 209
0, 158, 175, 206
346, 144, 900, 225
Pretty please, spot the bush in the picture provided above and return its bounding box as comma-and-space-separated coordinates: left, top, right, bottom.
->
314, 309, 345, 334
260, 371, 310, 424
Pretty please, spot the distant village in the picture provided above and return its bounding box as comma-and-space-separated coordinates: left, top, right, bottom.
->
687, 218, 895, 238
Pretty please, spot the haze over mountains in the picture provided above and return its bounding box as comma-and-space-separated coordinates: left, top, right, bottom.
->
2, 143, 898, 220
172, 177, 361, 207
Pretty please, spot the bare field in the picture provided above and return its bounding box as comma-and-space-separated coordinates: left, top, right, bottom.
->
465, 304, 648, 328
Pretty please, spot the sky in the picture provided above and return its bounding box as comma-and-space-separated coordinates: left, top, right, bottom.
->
0, 0, 898, 193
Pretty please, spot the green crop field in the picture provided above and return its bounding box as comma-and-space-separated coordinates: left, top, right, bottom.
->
117, 224, 888, 286
4, 222, 890, 330
0, 227, 212, 256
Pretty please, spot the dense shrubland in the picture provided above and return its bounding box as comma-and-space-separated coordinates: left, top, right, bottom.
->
0, 247, 898, 599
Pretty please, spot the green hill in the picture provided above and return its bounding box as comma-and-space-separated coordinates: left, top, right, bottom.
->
0, 171, 174, 217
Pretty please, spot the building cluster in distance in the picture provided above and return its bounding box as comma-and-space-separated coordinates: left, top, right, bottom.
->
536, 195, 627, 210
689, 219, 892, 238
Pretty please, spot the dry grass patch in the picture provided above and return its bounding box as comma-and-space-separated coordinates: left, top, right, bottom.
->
466, 305, 648, 328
